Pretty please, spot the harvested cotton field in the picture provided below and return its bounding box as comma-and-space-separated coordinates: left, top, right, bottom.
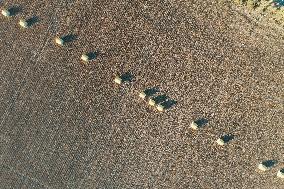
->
0, 0, 283, 188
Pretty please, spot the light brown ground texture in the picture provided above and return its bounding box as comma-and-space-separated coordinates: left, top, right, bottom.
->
0, 0, 283, 188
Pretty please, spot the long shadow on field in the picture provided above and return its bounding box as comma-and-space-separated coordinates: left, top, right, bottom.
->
273, 0, 284, 7
121, 72, 134, 82
195, 118, 208, 128
153, 94, 168, 104
26, 16, 39, 27
262, 160, 277, 168
161, 99, 177, 109
9, 5, 22, 16
62, 34, 78, 43
86, 51, 99, 61
220, 134, 234, 143
144, 87, 159, 97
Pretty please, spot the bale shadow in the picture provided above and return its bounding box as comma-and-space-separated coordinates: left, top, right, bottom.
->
161, 99, 177, 109
144, 87, 159, 97
26, 16, 39, 27
273, 0, 284, 8
86, 51, 99, 60
153, 94, 168, 104
262, 160, 277, 168
8, 6, 22, 16
195, 118, 208, 128
62, 34, 77, 43
121, 72, 133, 82
220, 134, 234, 143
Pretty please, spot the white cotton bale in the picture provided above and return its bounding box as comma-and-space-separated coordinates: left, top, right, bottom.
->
81, 54, 89, 62
216, 138, 225, 146
139, 92, 146, 99
19, 19, 28, 28
258, 163, 270, 171
148, 99, 156, 106
114, 76, 122, 85
55, 37, 64, 46
277, 169, 284, 179
1, 9, 10, 17
157, 104, 164, 112
190, 121, 199, 130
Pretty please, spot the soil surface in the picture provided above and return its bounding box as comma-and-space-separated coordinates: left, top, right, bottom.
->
0, 0, 283, 188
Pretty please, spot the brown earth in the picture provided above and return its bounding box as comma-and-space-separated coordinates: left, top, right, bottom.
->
0, 0, 283, 188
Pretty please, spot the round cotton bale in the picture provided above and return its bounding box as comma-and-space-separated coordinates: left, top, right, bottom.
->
258, 163, 270, 171
81, 54, 89, 62
139, 92, 146, 99
148, 99, 156, 106
55, 37, 64, 46
277, 169, 284, 179
216, 138, 225, 146
190, 121, 199, 130
1, 9, 11, 17
19, 19, 28, 28
114, 76, 122, 85
157, 104, 164, 112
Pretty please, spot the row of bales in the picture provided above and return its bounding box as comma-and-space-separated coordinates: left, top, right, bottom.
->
1, 4, 284, 180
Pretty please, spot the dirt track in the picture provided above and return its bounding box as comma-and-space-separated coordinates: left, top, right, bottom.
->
0, 0, 283, 188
